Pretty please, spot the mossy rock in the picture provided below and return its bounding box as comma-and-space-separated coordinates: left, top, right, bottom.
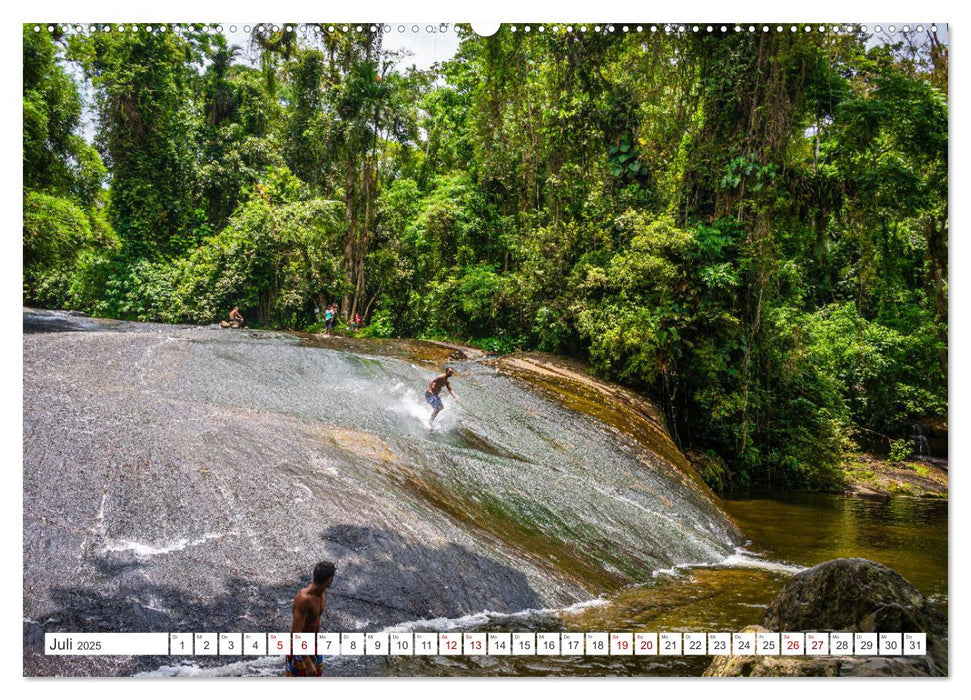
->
706, 559, 947, 677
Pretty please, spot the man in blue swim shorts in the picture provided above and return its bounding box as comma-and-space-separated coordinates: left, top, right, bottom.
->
425, 368, 456, 428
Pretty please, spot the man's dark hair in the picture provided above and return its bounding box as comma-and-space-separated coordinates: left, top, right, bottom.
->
445, 367, 454, 376
313, 561, 336, 584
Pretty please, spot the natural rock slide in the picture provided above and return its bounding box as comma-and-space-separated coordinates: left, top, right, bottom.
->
24, 309, 743, 675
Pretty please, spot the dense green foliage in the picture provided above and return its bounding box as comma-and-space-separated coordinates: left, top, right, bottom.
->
23, 24, 948, 490
23, 27, 116, 309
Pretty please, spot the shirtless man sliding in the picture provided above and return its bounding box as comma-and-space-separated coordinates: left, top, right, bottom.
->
425, 368, 457, 428
286, 561, 336, 677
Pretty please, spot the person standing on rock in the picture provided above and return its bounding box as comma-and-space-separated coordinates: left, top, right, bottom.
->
324, 305, 335, 334
426, 368, 457, 428
286, 560, 336, 677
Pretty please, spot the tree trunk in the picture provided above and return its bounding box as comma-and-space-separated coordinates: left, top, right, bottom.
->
342, 162, 357, 319
926, 215, 948, 384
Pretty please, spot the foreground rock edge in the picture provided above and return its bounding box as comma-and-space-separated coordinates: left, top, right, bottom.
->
705, 558, 947, 677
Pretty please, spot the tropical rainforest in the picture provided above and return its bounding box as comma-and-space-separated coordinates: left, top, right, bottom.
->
23, 23, 948, 490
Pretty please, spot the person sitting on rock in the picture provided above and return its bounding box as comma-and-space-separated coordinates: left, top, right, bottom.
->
222, 306, 245, 329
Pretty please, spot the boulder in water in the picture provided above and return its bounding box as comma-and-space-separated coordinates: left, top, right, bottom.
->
705, 558, 947, 677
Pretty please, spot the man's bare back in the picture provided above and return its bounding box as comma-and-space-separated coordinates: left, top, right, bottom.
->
428, 372, 452, 395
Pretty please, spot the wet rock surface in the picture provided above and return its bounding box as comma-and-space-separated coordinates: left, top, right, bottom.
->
705, 558, 947, 677
23, 309, 742, 676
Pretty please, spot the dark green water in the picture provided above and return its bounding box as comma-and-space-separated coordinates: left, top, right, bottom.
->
722, 492, 948, 607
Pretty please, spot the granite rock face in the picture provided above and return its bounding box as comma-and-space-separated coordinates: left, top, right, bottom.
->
24, 309, 742, 676
705, 558, 947, 677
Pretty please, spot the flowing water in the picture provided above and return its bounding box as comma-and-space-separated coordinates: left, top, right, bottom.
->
140, 493, 947, 678
22, 310, 947, 677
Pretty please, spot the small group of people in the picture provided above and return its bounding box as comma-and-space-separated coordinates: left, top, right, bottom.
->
318, 304, 364, 335
220, 304, 367, 334
321, 304, 337, 333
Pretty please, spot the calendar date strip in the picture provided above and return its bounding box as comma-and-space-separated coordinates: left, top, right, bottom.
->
46, 631, 926, 657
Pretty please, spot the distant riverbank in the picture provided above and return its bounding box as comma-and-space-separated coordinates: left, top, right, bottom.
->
841, 453, 948, 499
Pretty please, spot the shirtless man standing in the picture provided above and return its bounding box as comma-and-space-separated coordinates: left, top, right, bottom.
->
286, 561, 336, 677
425, 367, 457, 428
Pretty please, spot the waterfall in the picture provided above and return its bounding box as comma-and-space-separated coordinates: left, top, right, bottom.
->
910, 423, 930, 459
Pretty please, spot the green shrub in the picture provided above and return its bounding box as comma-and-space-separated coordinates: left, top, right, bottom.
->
174, 167, 345, 327
358, 308, 396, 338
23, 190, 119, 311
888, 439, 912, 464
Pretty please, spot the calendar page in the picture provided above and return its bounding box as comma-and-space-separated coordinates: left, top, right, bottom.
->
21, 8, 949, 682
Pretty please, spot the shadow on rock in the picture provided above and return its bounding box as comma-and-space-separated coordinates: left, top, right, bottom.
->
25, 526, 545, 677
317, 524, 546, 625
23, 309, 102, 334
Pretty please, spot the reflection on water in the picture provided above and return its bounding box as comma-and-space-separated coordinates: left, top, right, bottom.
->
721, 493, 948, 606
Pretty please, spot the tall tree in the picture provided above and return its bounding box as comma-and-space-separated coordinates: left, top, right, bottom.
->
318, 29, 395, 320
69, 25, 208, 258
23, 26, 104, 203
